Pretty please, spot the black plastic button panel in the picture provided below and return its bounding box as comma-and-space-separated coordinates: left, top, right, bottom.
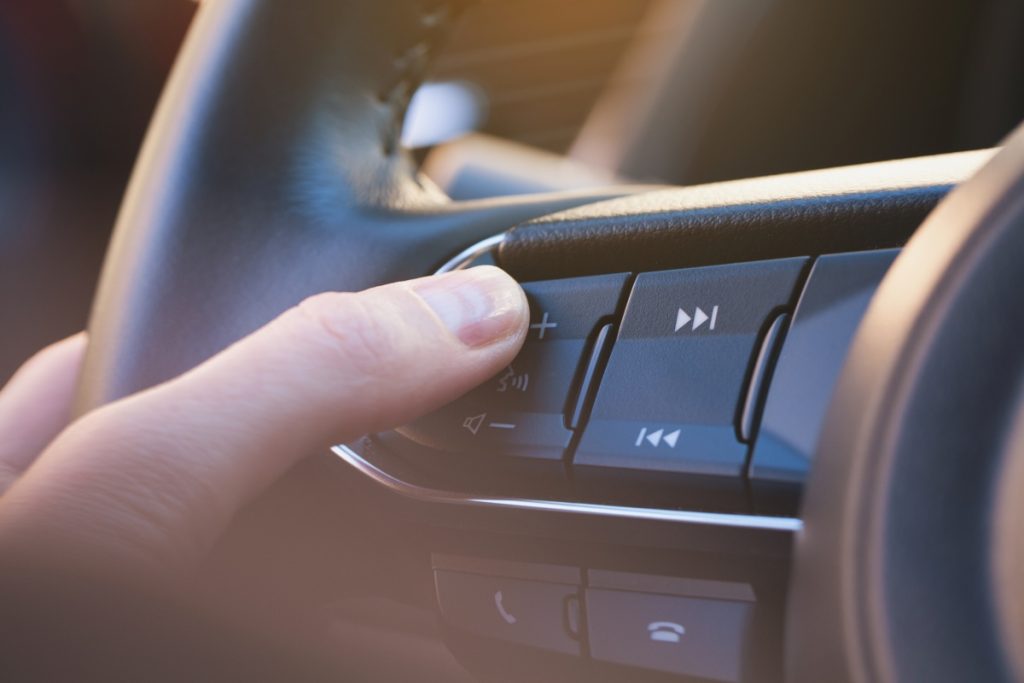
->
433, 555, 583, 655
398, 273, 628, 460
382, 250, 898, 508
433, 556, 755, 680
585, 570, 756, 681
748, 249, 898, 506
575, 258, 807, 478
586, 589, 752, 681
435, 571, 582, 655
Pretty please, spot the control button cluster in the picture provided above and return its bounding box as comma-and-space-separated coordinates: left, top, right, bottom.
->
399, 273, 629, 460
433, 555, 755, 682
390, 250, 896, 509
575, 257, 806, 480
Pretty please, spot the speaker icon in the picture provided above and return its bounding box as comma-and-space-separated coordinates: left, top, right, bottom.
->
463, 413, 486, 435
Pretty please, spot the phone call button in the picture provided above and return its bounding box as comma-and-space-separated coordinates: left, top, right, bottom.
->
434, 570, 581, 656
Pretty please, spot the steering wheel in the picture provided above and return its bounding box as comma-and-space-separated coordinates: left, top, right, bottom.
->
76, 1, 1024, 681
74, 0, 638, 408
788, 124, 1024, 680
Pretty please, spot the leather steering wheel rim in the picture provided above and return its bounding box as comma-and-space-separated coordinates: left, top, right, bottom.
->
790, 122, 1024, 681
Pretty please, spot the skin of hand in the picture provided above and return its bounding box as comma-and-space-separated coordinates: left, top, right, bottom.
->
0, 266, 528, 581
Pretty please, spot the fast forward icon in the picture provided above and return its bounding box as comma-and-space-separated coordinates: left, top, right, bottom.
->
675, 305, 719, 332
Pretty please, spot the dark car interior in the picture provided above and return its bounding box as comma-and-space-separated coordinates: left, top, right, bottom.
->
4, 1, 1024, 681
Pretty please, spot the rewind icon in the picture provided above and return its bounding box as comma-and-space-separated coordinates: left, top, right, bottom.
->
635, 427, 681, 448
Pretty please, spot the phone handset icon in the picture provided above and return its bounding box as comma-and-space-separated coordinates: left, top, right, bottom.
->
494, 591, 517, 625
648, 621, 686, 643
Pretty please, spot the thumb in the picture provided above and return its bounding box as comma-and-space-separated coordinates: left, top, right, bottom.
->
0, 267, 527, 576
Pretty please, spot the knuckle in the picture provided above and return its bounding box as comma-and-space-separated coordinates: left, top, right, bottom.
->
294, 292, 402, 380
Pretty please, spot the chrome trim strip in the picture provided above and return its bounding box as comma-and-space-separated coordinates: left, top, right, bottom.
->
332, 444, 803, 532
331, 230, 804, 533
435, 232, 507, 273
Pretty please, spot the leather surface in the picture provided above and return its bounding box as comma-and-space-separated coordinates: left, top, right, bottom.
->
76, 0, 644, 411
79, 0, 995, 409
788, 128, 1024, 682
499, 149, 995, 280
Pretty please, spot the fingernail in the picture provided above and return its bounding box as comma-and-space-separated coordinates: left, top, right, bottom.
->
413, 267, 527, 347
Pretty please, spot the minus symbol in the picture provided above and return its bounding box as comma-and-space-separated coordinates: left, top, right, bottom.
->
489, 422, 517, 430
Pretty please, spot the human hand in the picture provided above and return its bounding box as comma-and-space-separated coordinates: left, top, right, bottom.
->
0, 267, 527, 580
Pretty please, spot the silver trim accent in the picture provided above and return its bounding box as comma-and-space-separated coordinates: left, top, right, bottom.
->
332, 444, 803, 532
435, 232, 507, 273
330, 231, 804, 533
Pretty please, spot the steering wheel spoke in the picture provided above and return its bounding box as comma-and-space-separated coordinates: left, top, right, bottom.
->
76, 0, 637, 408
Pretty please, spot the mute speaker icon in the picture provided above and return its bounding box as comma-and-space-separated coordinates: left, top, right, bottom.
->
463, 413, 486, 435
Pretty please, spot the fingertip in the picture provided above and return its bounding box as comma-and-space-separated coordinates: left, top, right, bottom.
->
411, 266, 528, 348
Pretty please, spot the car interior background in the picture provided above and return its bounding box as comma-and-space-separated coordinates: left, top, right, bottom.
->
4, 0, 1022, 384
3, 2, 1024, 682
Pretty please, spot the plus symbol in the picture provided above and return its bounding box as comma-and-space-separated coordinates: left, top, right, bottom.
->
529, 312, 558, 340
